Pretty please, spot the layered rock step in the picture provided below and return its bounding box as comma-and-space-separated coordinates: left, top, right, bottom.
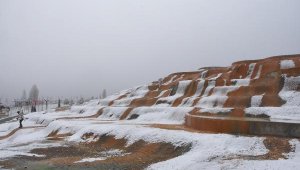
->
97, 54, 300, 137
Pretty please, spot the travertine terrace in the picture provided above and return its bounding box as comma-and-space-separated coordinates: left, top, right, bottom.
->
97, 54, 300, 137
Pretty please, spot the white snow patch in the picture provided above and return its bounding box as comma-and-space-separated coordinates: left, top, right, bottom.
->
211, 86, 239, 96
26, 102, 103, 125
230, 139, 300, 170
67, 123, 267, 156
208, 73, 222, 80
194, 80, 205, 96
200, 108, 233, 114
202, 80, 215, 97
245, 107, 300, 121
96, 149, 130, 158
98, 89, 129, 106
254, 65, 263, 79
279, 76, 300, 106
200, 70, 208, 79
112, 85, 149, 107
0, 127, 65, 160
126, 107, 193, 124
156, 90, 168, 98
196, 96, 228, 108
175, 80, 192, 95
66, 124, 266, 170
98, 107, 129, 120
251, 95, 264, 107
0, 120, 37, 136
231, 79, 250, 86
75, 157, 106, 163
179, 80, 205, 106
280, 60, 295, 69
246, 63, 256, 79
157, 80, 192, 105
196, 86, 239, 108
179, 97, 199, 107
164, 75, 178, 85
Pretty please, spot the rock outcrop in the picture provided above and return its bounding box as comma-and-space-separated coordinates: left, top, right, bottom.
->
98, 54, 300, 137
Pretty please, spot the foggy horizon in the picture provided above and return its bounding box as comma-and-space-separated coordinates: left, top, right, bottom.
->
1, 0, 300, 101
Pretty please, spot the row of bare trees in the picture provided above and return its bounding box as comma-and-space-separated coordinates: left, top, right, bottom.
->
15, 86, 108, 112
16, 85, 40, 112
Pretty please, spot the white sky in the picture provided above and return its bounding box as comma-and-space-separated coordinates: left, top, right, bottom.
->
0, 0, 300, 100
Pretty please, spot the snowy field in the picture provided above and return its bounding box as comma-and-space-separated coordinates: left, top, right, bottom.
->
8, 104, 60, 117
0, 99, 299, 170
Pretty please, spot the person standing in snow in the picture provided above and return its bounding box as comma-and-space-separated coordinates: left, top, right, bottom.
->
17, 111, 24, 128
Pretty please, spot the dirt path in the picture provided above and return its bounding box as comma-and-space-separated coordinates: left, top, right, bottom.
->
0, 126, 45, 140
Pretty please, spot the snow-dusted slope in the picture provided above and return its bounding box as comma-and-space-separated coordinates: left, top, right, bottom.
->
92, 55, 300, 124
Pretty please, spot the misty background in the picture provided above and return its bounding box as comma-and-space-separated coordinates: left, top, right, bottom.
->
0, 0, 300, 101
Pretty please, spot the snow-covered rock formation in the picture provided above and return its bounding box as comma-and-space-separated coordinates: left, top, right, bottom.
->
95, 54, 300, 136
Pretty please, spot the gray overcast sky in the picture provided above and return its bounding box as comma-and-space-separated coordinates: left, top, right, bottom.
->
0, 0, 300, 100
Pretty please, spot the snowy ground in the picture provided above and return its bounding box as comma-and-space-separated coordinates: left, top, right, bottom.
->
0, 101, 298, 170
8, 103, 68, 117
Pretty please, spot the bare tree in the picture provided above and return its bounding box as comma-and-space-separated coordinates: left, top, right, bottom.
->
58, 98, 61, 108
77, 97, 84, 105
102, 89, 107, 99
29, 84, 39, 112
21, 90, 27, 100
44, 99, 48, 111
63, 98, 70, 105
20, 89, 30, 112
29, 85, 39, 101
70, 99, 74, 105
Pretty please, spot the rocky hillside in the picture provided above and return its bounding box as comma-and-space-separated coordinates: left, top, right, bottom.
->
97, 54, 300, 136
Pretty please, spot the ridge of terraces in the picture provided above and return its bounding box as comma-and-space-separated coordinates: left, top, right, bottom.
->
97, 54, 300, 137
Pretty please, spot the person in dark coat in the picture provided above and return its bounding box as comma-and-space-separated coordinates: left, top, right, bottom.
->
17, 111, 24, 128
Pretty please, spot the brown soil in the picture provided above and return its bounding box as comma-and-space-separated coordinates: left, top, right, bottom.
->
262, 137, 293, 160
225, 137, 296, 161
109, 93, 130, 106
47, 130, 73, 141
129, 98, 158, 107
120, 108, 134, 120
0, 134, 191, 170
0, 126, 45, 140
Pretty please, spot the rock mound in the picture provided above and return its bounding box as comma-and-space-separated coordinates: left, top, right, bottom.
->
98, 54, 300, 137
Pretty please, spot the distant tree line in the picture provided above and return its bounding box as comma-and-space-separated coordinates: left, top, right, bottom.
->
13, 86, 108, 112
